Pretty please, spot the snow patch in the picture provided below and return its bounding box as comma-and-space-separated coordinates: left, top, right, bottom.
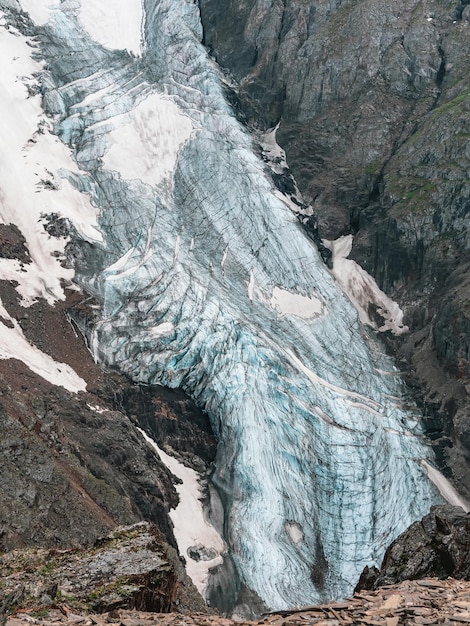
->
273, 188, 313, 217
270, 287, 323, 320
173, 236, 180, 263
285, 521, 304, 545
18, 0, 60, 25
105, 246, 138, 275
0, 22, 102, 305
324, 236, 408, 335
147, 322, 174, 339
260, 124, 286, 166
221, 246, 228, 269
79, 0, 144, 56
137, 428, 225, 597
247, 270, 255, 302
421, 460, 470, 512
0, 301, 86, 392
103, 93, 193, 186
87, 404, 109, 414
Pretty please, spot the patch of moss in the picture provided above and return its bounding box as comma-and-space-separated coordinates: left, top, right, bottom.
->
38, 561, 55, 576
30, 609, 50, 618
363, 160, 380, 175
403, 180, 436, 204
432, 87, 470, 116
387, 177, 437, 216
86, 577, 138, 606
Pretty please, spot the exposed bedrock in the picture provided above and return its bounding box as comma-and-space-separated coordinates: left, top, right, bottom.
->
199, 0, 470, 497
0, 522, 182, 617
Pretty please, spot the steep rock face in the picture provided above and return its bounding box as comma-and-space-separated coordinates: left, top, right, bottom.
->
199, 0, 470, 496
118, 384, 217, 473
200, 0, 446, 230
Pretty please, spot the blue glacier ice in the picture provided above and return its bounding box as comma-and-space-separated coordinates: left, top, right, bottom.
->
2, 0, 441, 611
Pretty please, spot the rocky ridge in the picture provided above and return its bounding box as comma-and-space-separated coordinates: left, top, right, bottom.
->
2, 508, 470, 626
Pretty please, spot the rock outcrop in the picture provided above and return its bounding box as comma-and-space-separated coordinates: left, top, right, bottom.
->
0, 522, 192, 620
356, 505, 470, 591
199, 0, 470, 498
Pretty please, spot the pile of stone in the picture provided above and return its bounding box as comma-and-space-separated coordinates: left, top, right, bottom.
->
264, 577, 470, 625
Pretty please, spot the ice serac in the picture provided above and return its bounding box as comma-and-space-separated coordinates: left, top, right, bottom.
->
3, 0, 440, 611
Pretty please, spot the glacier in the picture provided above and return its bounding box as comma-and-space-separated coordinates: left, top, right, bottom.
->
0, 0, 441, 612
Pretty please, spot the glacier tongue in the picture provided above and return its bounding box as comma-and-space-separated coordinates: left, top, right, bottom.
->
3, 0, 440, 610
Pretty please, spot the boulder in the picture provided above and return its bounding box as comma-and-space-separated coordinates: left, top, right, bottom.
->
0, 523, 179, 618
356, 505, 470, 591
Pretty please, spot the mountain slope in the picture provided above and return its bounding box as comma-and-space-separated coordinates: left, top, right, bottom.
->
0, 0, 466, 615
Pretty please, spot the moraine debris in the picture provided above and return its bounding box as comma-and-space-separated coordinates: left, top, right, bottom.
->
4, 578, 470, 626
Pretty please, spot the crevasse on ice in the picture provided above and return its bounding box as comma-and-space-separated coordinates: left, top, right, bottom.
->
5, 0, 440, 610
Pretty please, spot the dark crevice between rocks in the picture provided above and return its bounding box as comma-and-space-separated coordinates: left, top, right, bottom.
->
455, 0, 470, 20
301, 217, 333, 267
278, 0, 290, 45
436, 46, 446, 89
222, 83, 249, 127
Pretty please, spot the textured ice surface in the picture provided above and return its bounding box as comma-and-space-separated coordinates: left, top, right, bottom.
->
18, 0, 60, 25
1, 0, 441, 610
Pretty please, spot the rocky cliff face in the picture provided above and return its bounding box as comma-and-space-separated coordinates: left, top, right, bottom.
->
199, 0, 470, 498
0, 276, 213, 612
